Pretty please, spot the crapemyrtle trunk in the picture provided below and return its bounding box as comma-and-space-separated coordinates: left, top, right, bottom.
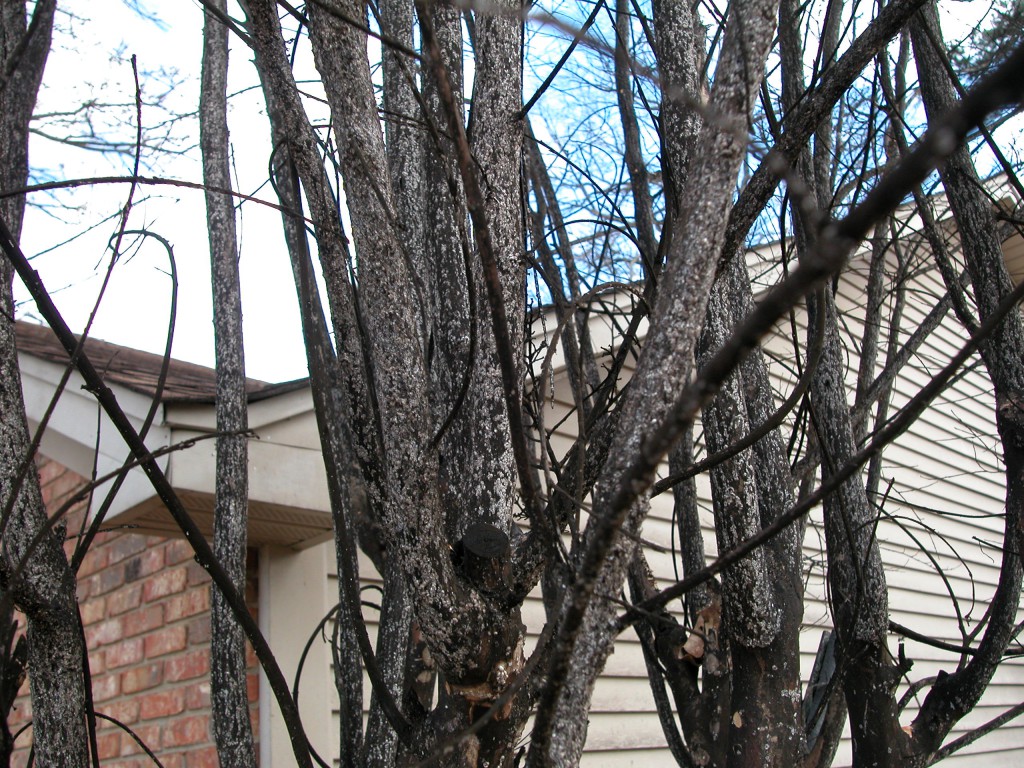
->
778, 2, 908, 761
902, 5, 1024, 760
200, 2, 258, 765
242, 4, 371, 762
0, 2, 89, 766
698, 253, 806, 768
614, 0, 656, 265
528, 3, 779, 763
370, 5, 423, 760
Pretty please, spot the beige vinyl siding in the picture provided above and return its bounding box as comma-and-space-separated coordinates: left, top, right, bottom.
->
798, 233, 1024, 767
304, 232, 1024, 765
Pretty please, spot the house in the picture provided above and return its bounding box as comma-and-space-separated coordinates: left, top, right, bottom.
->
10, 190, 1024, 766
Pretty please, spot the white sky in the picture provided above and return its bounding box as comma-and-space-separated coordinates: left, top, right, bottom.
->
16, 0, 308, 382
12, 1, 1016, 384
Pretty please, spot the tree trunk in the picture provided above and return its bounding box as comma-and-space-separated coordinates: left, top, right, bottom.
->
528, 3, 779, 763
904, 5, 1024, 760
200, 3, 258, 765
0, 3, 89, 766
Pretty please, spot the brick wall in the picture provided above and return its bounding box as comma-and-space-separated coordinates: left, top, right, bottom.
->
8, 455, 259, 767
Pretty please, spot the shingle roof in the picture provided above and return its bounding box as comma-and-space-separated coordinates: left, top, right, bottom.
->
15, 320, 307, 404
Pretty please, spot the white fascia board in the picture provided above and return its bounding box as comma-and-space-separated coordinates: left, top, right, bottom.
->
19, 353, 171, 519
163, 385, 313, 433
166, 427, 330, 513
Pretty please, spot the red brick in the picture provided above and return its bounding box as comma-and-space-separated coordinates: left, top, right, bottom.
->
247, 671, 260, 703
87, 652, 106, 676
161, 715, 209, 748
125, 548, 165, 582
165, 587, 209, 622
44, 473, 84, 510
78, 597, 106, 626
138, 689, 185, 720
121, 663, 163, 694
186, 561, 210, 587
107, 584, 142, 616
144, 626, 187, 658
120, 724, 161, 756
77, 577, 93, 601
187, 615, 210, 645
77, 546, 110, 578
91, 673, 119, 703
123, 605, 164, 637
106, 638, 144, 669
85, 618, 122, 648
9, 688, 30, 721
184, 682, 210, 711
97, 699, 139, 727
96, 731, 121, 760
94, 563, 126, 595
109, 535, 147, 565
101, 760, 147, 768
187, 746, 219, 768
64, 505, 86, 530
143, 568, 187, 602
164, 539, 195, 565
36, 457, 62, 485
164, 649, 209, 682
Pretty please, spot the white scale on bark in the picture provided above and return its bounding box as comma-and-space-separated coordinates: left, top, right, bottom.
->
0, 3, 89, 766
529, 3, 780, 763
200, 0, 258, 764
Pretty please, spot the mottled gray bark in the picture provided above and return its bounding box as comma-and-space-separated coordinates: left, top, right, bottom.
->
805, 285, 906, 767
668, 425, 706, 622
811, 0, 844, 200
370, 5, 422, 760
304, 0, 502, 690
904, 5, 1024, 762
698, 279, 777, 650
699, 253, 806, 768
301, 3, 529, 764
528, 3, 779, 763
614, 0, 656, 266
200, 3, 258, 765
175, 2, 1024, 766
382, 0, 428, 283
778, 1, 908, 760
457, 0, 525, 540
525, 126, 602, 405
656, 0, 710, 636
421, 0, 518, 544
724, 0, 930, 260
0, 2, 89, 766
851, 221, 894, 445
651, 0, 704, 210
242, 4, 372, 762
